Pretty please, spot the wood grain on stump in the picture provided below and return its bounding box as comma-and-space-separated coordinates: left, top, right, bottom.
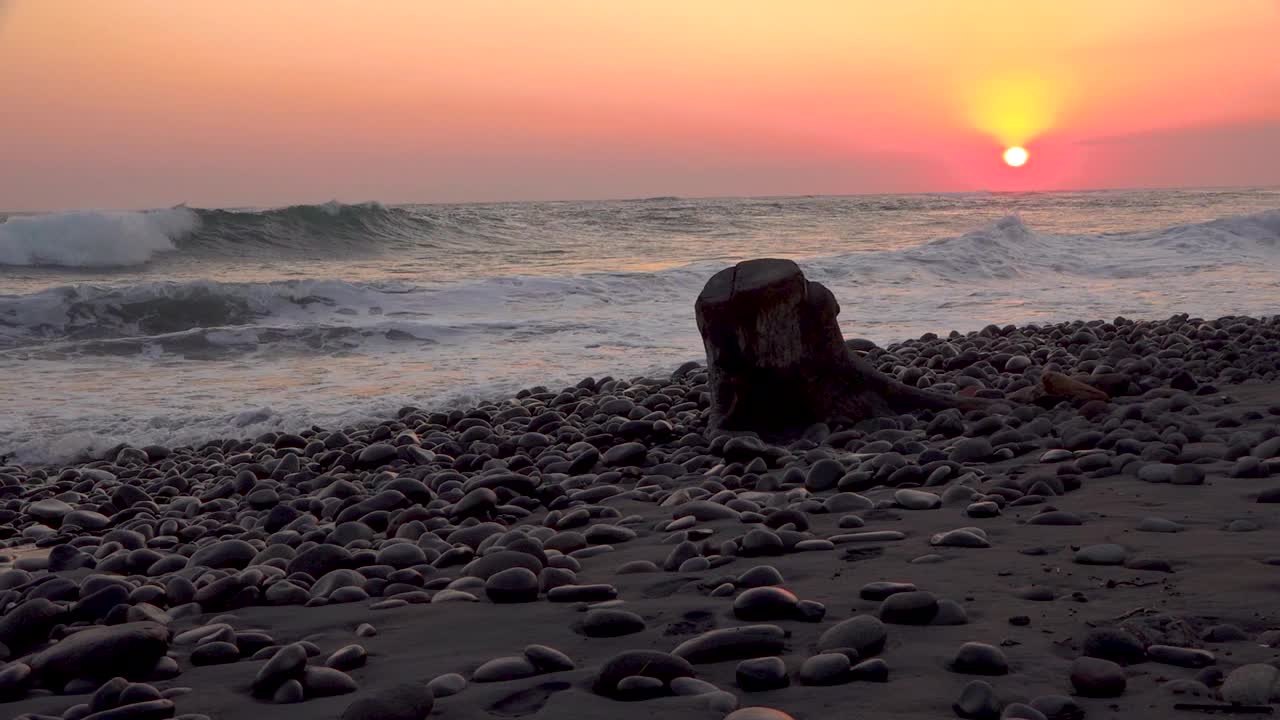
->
695, 258, 978, 434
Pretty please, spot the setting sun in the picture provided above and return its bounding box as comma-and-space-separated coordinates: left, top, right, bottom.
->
1003, 146, 1030, 167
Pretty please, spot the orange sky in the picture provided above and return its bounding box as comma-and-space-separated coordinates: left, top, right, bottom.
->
2, 0, 1278, 209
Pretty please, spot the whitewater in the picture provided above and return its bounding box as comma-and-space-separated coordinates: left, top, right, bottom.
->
2, 188, 1279, 465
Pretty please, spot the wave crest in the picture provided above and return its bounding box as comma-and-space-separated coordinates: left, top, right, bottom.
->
0, 208, 199, 267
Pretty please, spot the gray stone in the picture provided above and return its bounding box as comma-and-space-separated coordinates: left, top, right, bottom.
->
954, 679, 1001, 719
1220, 664, 1280, 705
672, 625, 786, 664
473, 655, 539, 683
1074, 544, 1127, 566
579, 609, 645, 638
736, 656, 789, 692
1070, 656, 1126, 698
816, 615, 887, 656
733, 586, 799, 621
799, 653, 851, 686
950, 642, 1008, 675
894, 489, 942, 510
28, 622, 170, 687
594, 650, 694, 699
341, 683, 434, 720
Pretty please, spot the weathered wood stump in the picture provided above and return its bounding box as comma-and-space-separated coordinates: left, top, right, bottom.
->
695, 258, 977, 435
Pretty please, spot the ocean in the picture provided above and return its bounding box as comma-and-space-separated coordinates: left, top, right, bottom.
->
2, 188, 1278, 466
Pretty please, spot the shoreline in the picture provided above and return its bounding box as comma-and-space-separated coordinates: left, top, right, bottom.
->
5, 311, 1277, 473
1, 311, 1279, 719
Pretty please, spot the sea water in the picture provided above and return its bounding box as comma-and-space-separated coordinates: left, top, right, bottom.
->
2, 188, 1278, 464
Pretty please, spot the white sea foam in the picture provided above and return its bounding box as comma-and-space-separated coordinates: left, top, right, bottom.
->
0, 207, 199, 267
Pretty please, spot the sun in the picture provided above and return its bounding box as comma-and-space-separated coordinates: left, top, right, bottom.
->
1003, 146, 1029, 167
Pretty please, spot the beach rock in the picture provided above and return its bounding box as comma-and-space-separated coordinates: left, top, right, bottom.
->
724, 709, 796, 720
524, 644, 574, 673
302, 666, 358, 697
326, 645, 368, 671
954, 679, 1002, 719
1001, 703, 1047, 720
1124, 555, 1173, 573
1257, 487, 1280, 503
466, 550, 544, 579
473, 656, 538, 683
736, 657, 789, 692
739, 528, 785, 557
733, 586, 800, 621
950, 438, 994, 464
61, 507, 108, 530
1146, 645, 1214, 668
594, 650, 694, 699
616, 675, 665, 694
930, 529, 990, 548
859, 581, 916, 601
1027, 511, 1082, 526
546, 584, 617, 602
579, 609, 646, 638
28, 498, 75, 524
189, 540, 257, 570
1074, 544, 1126, 566
672, 625, 786, 664
927, 409, 965, 438
834, 530, 906, 543
933, 599, 970, 626
287, 545, 352, 579
879, 591, 939, 624
817, 615, 887, 656
81, 698, 176, 718
1042, 372, 1108, 402
799, 653, 851, 686
0, 598, 63, 654
950, 643, 1009, 676
190, 642, 239, 666
805, 459, 845, 492
849, 657, 888, 682
251, 642, 308, 697
484, 567, 540, 603
1163, 679, 1213, 698
603, 442, 648, 466
1137, 517, 1184, 533
0, 661, 32, 701
966, 501, 1001, 518
1082, 628, 1146, 665
427, 673, 467, 698
737, 565, 785, 588
27, 622, 170, 687
1171, 465, 1205, 485
670, 677, 721, 696
894, 489, 942, 510
1028, 695, 1083, 720
1202, 624, 1249, 643
340, 683, 434, 720
1220, 664, 1280, 705
356, 442, 398, 468
1069, 657, 1126, 698
274, 679, 305, 704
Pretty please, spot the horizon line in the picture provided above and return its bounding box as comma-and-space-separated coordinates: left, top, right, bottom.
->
3, 181, 1279, 216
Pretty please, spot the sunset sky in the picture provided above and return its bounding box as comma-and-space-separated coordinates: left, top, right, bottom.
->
2, 0, 1278, 210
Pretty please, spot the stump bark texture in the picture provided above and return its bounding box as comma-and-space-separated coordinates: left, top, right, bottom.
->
695, 258, 970, 435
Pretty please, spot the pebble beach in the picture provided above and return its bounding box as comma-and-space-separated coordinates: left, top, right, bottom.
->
3, 311, 1280, 719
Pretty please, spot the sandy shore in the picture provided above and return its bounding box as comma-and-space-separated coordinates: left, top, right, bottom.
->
2, 314, 1280, 720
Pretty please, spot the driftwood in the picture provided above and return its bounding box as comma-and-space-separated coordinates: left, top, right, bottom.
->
694, 258, 985, 435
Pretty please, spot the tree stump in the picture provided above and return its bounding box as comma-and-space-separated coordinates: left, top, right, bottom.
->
695, 258, 976, 435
